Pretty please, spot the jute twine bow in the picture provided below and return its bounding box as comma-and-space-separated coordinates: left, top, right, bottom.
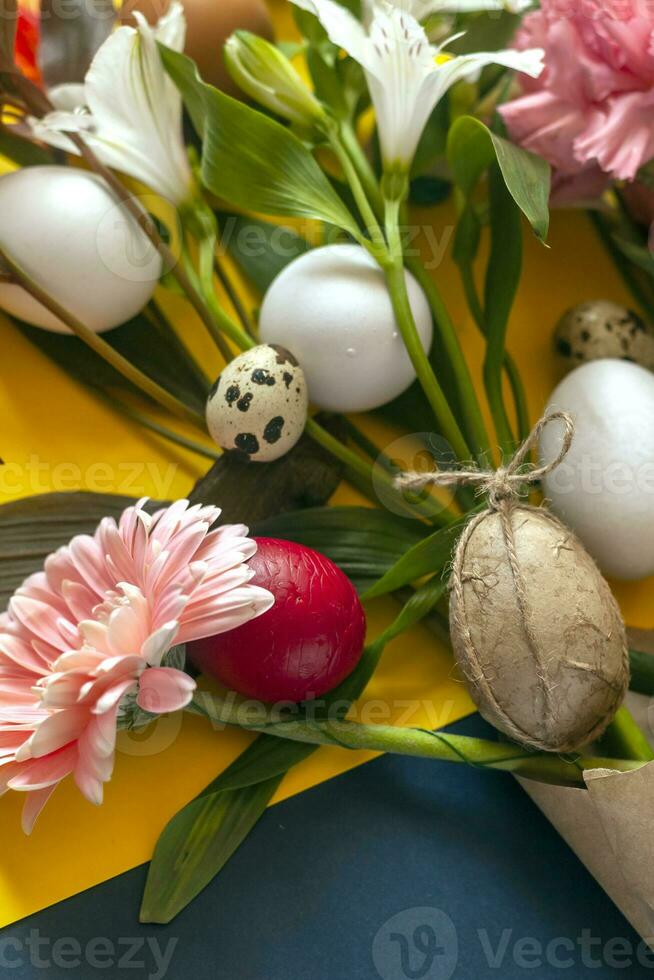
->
395, 411, 575, 509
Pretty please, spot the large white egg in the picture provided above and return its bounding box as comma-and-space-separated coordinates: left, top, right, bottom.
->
0, 166, 161, 333
258, 244, 433, 413
540, 359, 654, 580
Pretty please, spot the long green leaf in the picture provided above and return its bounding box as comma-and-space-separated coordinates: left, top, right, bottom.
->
254, 506, 426, 593
363, 517, 467, 600
141, 575, 445, 923
161, 46, 359, 234
482, 163, 523, 450
16, 310, 209, 415
447, 115, 550, 241
0, 493, 164, 610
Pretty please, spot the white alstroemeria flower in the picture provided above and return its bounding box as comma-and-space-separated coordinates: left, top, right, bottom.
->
292, 0, 543, 172
31, 2, 195, 206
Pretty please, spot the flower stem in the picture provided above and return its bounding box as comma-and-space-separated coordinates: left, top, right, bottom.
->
406, 255, 492, 460
0, 247, 207, 429
91, 388, 221, 461
327, 127, 386, 249
305, 417, 454, 525
339, 120, 384, 219
65, 132, 237, 357
457, 260, 529, 444
190, 692, 645, 789
599, 706, 654, 763
213, 253, 257, 338
384, 196, 471, 462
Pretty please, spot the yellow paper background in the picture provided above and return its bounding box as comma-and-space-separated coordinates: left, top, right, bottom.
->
0, 0, 652, 927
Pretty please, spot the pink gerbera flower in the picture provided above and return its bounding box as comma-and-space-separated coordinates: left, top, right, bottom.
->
0, 498, 273, 832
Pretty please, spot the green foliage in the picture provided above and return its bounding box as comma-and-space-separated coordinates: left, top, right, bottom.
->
161, 46, 359, 235
447, 115, 550, 241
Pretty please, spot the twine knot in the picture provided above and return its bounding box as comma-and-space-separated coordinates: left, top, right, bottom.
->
395, 411, 575, 510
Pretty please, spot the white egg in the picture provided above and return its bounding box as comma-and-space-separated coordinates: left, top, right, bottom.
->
206, 344, 308, 462
540, 359, 654, 580
0, 166, 161, 333
258, 244, 433, 413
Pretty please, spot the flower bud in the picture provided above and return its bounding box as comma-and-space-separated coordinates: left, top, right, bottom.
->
224, 31, 327, 130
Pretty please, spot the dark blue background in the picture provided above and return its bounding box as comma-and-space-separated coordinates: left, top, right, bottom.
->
1, 715, 651, 979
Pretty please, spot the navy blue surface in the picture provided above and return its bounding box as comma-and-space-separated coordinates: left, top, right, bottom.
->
2, 714, 653, 979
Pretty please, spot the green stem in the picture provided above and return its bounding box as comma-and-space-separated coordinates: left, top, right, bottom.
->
213, 252, 257, 339
588, 210, 654, 323
384, 196, 471, 462
0, 247, 207, 430
599, 706, 654, 762
342, 417, 395, 472
458, 261, 529, 444
190, 693, 644, 788
145, 300, 211, 394
305, 417, 454, 525
102, 393, 221, 461
339, 120, 384, 219
193, 236, 254, 357
328, 127, 386, 250
406, 255, 492, 461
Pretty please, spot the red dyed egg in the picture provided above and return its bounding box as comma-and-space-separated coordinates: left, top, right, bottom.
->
189, 538, 366, 703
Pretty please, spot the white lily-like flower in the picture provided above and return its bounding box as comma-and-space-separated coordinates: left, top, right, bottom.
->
292, 0, 543, 172
31, 2, 195, 206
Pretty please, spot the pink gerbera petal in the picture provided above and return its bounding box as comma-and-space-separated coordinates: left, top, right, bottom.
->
0, 499, 272, 830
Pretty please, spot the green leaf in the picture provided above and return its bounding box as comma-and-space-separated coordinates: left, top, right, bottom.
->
141, 566, 442, 924
484, 163, 523, 348
161, 46, 359, 234
362, 517, 466, 600
0, 493, 165, 610
217, 211, 311, 295
16, 308, 210, 416
140, 769, 284, 924
254, 506, 426, 593
447, 115, 550, 241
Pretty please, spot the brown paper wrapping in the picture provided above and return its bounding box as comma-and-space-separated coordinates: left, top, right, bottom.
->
519, 692, 654, 943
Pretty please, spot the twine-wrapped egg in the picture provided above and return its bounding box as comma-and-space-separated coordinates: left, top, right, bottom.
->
554, 300, 654, 370
206, 344, 308, 462
399, 413, 629, 753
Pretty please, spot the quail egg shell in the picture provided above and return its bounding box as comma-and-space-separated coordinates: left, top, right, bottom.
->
206, 344, 308, 462
554, 300, 654, 370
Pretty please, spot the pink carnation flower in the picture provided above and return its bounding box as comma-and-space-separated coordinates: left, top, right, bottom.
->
0, 499, 273, 832
501, 0, 654, 199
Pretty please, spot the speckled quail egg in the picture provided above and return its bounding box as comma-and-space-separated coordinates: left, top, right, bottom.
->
554, 300, 654, 370
206, 344, 308, 462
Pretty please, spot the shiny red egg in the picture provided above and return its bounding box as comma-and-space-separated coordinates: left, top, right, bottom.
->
189, 537, 366, 703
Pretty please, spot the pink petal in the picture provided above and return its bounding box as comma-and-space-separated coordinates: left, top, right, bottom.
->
136, 667, 196, 714
22, 784, 58, 834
